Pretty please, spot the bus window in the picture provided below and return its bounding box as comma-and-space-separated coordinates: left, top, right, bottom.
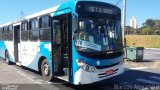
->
21, 21, 28, 41
2, 28, 5, 40
29, 18, 39, 41
8, 25, 13, 41
4, 27, 8, 41
0, 28, 2, 40
39, 15, 51, 41
73, 15, 78, 33
40, 15, 51, 28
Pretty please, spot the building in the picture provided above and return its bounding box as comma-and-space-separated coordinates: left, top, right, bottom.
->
130, 16, 138, 29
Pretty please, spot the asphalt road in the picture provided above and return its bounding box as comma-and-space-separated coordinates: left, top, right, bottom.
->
144, 49, 160, 61
0, 58, 160, 90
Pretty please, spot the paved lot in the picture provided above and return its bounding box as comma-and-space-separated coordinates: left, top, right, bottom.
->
0, 59, 113, 90
144, 49, 160, 61
0, 54, 160, 90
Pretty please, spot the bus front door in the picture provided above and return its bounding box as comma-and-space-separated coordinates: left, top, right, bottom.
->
14, 25, 21, 63
52, 13, 72, 81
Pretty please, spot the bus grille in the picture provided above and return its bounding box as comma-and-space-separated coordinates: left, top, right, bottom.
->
95, 62, 120, 69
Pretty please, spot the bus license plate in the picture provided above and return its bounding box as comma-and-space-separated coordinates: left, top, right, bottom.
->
106, 69, 114, 75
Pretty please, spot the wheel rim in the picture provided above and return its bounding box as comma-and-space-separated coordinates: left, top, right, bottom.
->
43, 63, 50, 76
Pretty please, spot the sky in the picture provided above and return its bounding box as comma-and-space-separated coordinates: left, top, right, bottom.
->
0, 0, 160, 27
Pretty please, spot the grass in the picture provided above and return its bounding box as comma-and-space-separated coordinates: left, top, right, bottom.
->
125, 35, 160, 48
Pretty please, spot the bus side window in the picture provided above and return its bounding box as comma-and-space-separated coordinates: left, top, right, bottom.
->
8, 25, 13, 41
73, 15, 78, 33
4, 27, 8, 41
72, 15, 78, 40
0, 28, 2, 40
21, 21, 28, 41
2, 28, 5, 40
39, 15, 51, 41
29, 18, 39, 41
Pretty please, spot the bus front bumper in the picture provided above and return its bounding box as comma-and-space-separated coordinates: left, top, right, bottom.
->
74, 63, 124, 85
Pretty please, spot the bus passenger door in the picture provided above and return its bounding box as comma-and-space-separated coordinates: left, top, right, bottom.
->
13, 25, 21, 63
52, 13, 72, 81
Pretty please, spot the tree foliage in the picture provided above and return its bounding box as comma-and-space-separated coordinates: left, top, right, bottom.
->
141, 27, 152, 35
125, 26, 136, 35
126, 19, 160, 35
155, 20, 160, 29
143, 19, 155, 28
139, 19, 160, 35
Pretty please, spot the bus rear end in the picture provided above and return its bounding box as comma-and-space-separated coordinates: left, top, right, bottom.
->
72, 1, 124, 85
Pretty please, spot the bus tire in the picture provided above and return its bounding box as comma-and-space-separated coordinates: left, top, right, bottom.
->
41, 59, 53, 82
5, 51, 11, 65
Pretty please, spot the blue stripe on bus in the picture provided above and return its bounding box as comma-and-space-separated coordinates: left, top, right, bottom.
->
25, 42, 52, 72
0, 41, 6, 58
39, 42, 52, 73
0, 41, 14, 62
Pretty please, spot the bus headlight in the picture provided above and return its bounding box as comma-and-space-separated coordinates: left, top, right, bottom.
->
76, 59, 96, 72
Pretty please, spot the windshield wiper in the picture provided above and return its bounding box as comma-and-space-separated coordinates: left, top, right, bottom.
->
98, 50, 123, 55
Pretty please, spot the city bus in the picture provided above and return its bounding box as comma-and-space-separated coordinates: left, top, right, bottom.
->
0, 0, 124, 85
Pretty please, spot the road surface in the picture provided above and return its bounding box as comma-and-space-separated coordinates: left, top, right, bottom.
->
0, 58, 160, 90
144, 49, 160, 61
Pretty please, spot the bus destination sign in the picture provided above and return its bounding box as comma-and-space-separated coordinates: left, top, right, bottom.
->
84, 4, 118, 15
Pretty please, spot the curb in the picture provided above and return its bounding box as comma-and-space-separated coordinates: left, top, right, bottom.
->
145, 48, 160, 50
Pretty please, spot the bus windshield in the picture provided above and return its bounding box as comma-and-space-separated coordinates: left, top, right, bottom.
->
74, 18, 123, 54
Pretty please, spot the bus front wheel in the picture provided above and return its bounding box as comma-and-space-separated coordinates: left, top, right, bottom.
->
5, 51, 11, 65
41, 59, 53, 82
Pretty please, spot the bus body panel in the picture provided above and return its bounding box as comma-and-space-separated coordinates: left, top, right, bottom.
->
38, 42, 52, 73
0, 41, 7, 58
72, 41, 124, 84
5, 41, 14, 62
21, 42, 52, 71
74, 63, 124, 85
0, 41, 15, 62
21, 42, 40, 71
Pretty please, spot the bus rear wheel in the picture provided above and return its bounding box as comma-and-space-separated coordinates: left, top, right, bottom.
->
41, 59, 53, 81
5, 51, 11, 65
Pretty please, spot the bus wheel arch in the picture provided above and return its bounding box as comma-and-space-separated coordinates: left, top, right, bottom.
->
38, 57, 53, 81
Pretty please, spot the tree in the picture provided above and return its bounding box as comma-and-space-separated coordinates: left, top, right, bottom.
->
143, 19, 155, 28
125, 26, 136, 35
139, 19, 160, 35
141, 27, 152, 35
155, 20, 160, 28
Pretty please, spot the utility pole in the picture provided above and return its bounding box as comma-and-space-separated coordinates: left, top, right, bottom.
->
122, 0, 126, 46
122, 0, 127, 59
